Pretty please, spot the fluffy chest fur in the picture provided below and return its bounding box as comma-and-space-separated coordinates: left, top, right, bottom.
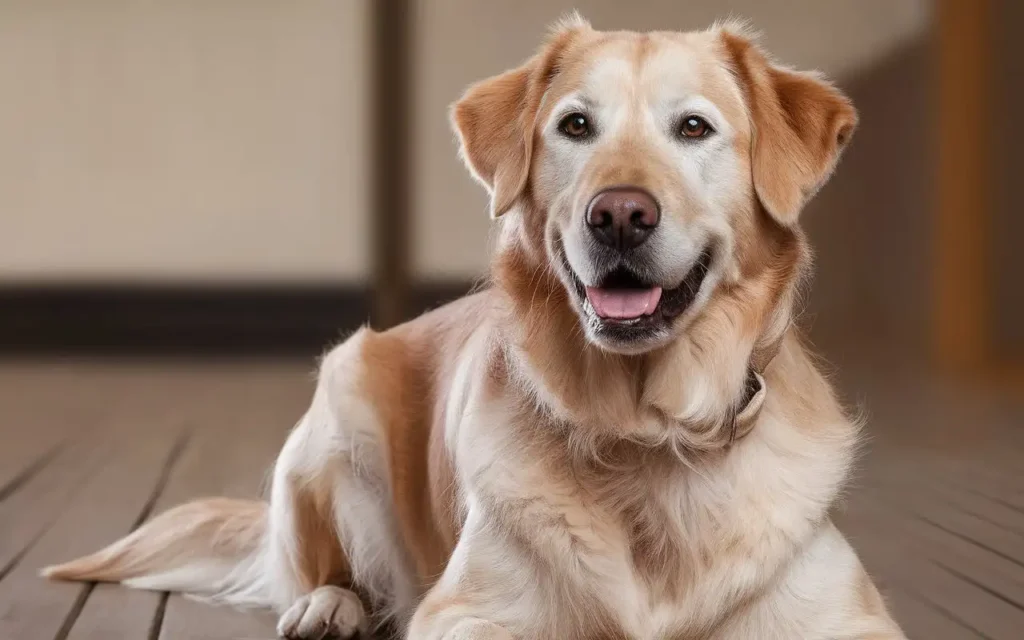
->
444, 331, 858, 639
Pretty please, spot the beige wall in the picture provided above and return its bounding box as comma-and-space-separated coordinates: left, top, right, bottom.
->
0, 0, 369, 283
412, 0, 931, 279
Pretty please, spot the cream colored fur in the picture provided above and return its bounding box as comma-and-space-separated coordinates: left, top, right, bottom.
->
42, 17, 903, 640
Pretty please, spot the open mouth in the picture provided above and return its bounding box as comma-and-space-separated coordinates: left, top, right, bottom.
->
572, 248, 713, 330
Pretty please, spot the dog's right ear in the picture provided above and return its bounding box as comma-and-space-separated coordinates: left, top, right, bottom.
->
451, 14, 589, 218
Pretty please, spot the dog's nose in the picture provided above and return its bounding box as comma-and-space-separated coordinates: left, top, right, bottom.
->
586, 187, 660, 251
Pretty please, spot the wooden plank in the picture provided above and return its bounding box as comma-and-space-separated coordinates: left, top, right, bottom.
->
884, 587, 983, 640
863, 479, 1024, 567
0, 365, 98, 497
0, 364, 314, 640
0, 432, 109, 582
863, 450, 1024, 512
859, 451, 1024, 533
59, 431, 189, 640
843, 492, 1024, 612
62, 366, 310, 640
0, 424, 186, 640
931, 460, 1024, 510
154, 376, 295, 640
886, 469, 1024, 536
0, 363, 318, 637
0, 439, 64, 506
161, 595, 277, 640
841, 499, 1024, 639
62, 585, 165, 640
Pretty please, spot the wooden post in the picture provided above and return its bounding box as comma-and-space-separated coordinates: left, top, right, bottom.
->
370, 0, 412, 329
935, 0, 992, 372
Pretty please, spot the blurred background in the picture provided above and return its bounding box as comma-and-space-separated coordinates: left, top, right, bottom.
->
0, 2, 1021, 639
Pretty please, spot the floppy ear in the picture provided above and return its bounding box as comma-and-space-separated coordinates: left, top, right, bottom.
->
451, 65, 534, 219
722, 28, 858, 225
451, 15, 589, 218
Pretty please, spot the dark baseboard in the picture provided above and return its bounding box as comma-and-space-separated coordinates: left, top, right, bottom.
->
0, 282, 473, 357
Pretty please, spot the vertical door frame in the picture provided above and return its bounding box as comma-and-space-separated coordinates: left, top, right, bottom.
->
934, 0, 993, 375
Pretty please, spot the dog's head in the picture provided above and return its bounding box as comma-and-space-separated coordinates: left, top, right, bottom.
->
453, 16, 856, 356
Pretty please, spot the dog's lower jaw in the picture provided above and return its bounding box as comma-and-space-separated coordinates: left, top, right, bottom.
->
582, 317, 675, 356
562, 248, 716, 355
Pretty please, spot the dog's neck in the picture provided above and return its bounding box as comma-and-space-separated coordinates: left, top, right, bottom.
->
489, 203, 806, 448
491, 223, 803, 452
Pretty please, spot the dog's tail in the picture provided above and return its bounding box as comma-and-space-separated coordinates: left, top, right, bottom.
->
41, 498, 271, 608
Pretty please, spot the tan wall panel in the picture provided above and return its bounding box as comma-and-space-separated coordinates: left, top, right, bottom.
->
0, 1, 369, 283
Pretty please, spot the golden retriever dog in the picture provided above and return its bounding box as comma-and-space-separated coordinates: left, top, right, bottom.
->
43, 16, 904, 640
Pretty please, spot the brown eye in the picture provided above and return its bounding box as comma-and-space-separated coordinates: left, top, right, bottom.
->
680, 115, 712, 139
559, 113, 591, 138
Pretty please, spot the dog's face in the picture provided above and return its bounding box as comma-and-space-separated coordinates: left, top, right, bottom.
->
454, 18, 856, 354
534, 29, 750, 354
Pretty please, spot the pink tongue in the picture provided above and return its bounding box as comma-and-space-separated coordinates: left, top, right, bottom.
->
585, 286, 663, 319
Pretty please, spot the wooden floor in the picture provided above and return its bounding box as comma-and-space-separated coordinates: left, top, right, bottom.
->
0, 359, 1021, 639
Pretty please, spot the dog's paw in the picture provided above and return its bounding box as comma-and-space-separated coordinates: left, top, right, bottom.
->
277, 585, 368, 640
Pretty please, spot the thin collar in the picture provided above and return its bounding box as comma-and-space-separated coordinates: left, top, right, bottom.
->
727, 332, 786, 446
728, 367, 767, 446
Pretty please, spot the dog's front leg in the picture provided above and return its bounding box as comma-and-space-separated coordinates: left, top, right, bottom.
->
417, 617, 515, 640
409, 586, 516, 640
267, 414, 369, 640
408, 571, 517, 639
407, 510, 521, 640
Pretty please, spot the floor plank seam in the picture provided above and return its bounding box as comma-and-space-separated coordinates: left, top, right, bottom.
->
132, 430, 192, 530
0, 442, 64, 503
868, 485, 1024, 566
0, 443, 113, 584
47, 430, 191, 638
932, 558, 1024, 612
901, 588, 995, 640
0, 542, 33, 584
954, 506, 1024, 537
913, 513, 1024, 571
911, 483, 1024, 537
148, 592, 169, 640
926, 496, 1024, 539
959, 485, 1024, 517
52, 583, 95, 640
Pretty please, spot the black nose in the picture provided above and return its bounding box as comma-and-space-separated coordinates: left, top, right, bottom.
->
586, 187, 660, 251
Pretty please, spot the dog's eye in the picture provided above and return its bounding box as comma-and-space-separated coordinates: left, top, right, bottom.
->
559, 113, 591, 139
679, 115, 713, 139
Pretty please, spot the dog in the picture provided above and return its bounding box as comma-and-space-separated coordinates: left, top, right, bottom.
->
43, 16, 904, 640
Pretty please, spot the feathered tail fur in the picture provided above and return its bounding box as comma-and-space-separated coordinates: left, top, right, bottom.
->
41, 498, 271, 608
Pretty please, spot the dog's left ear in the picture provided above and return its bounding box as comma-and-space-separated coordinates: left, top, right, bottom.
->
721, 27, 858, 225
451, 15, 589, 218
